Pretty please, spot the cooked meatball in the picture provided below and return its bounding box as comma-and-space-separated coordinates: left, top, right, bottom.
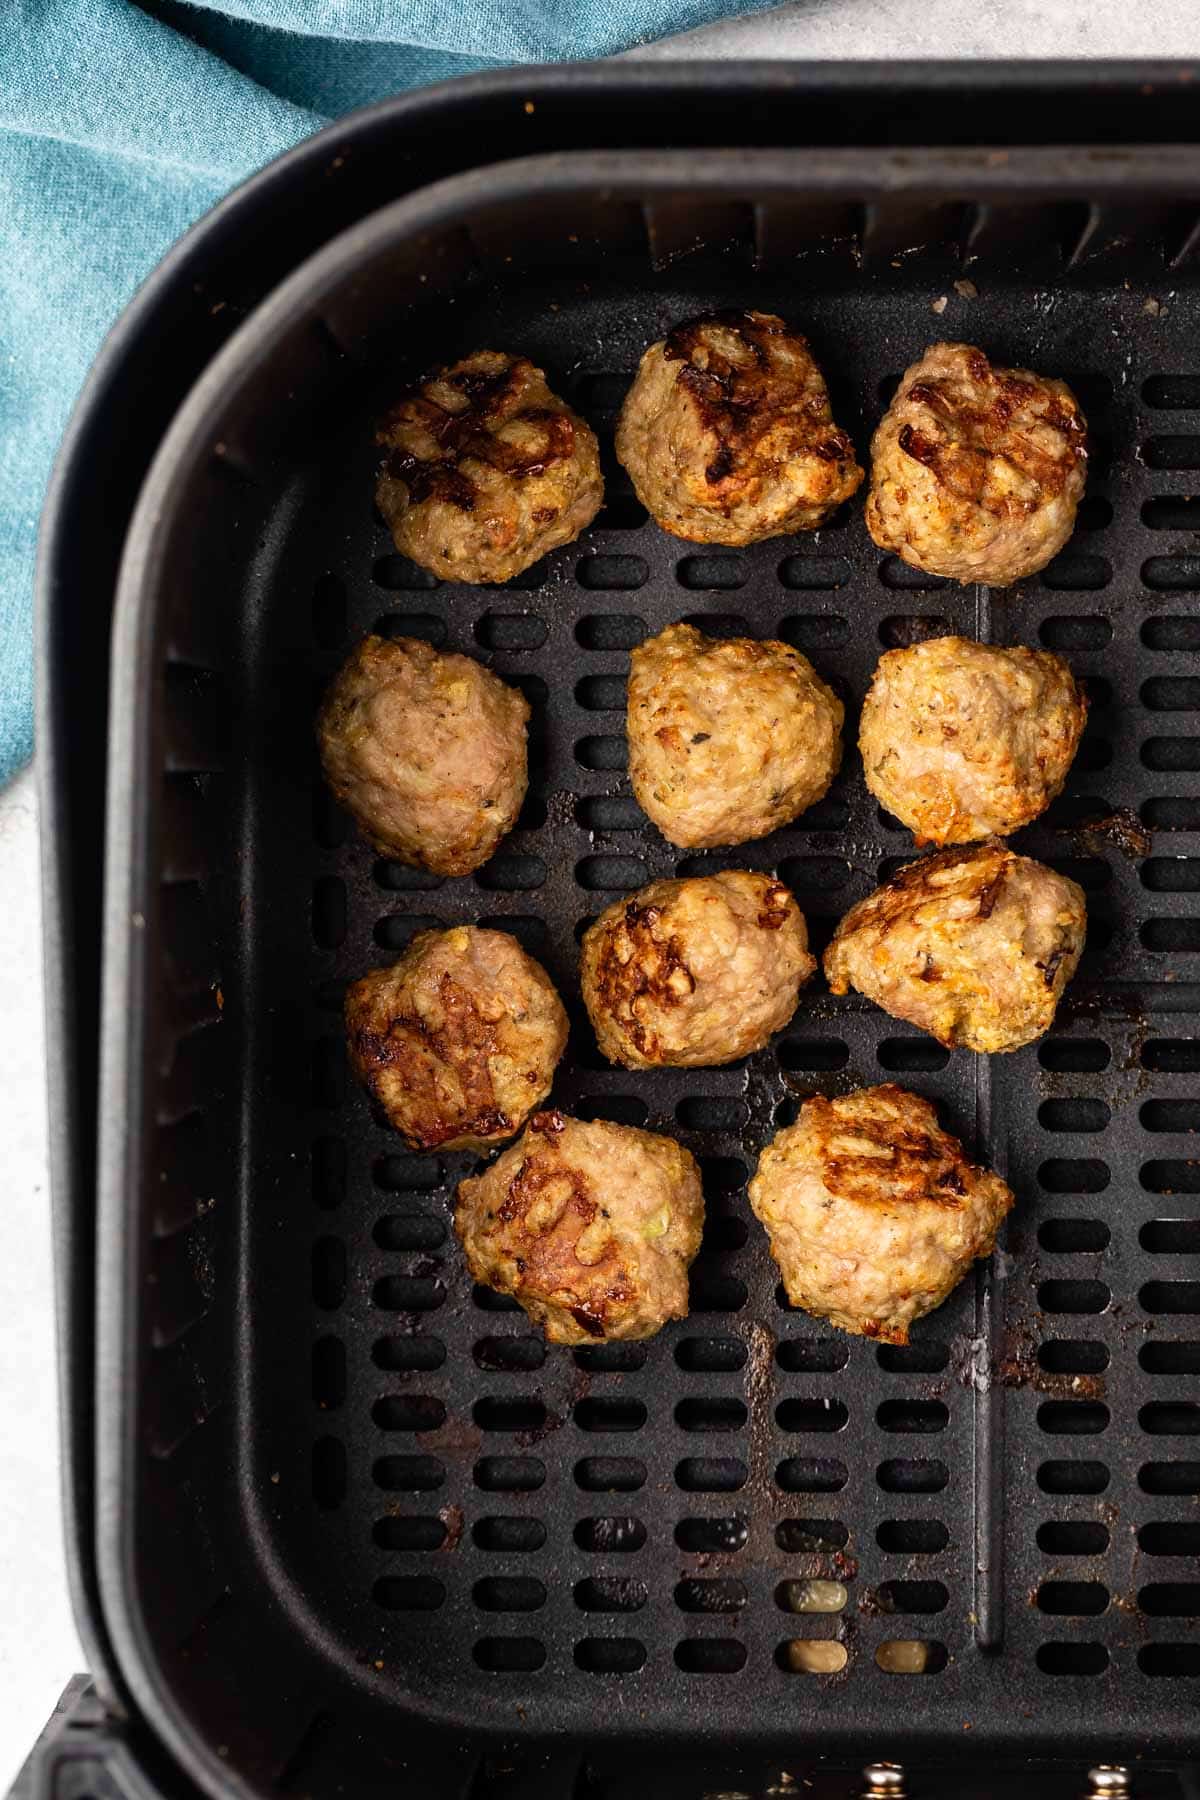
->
860, 635, 1088, 845
627, 623, 843, 848
615, 310, 863, 546
344, 926, 567, 1152
748, 1083, 1013, 1344
581, 871, 815, 1069
375, 351, 603, 584
824, 842, 1086, 1053
454, 1111, 703, 1343
317, 634, 528, 876
866, 342, 1087, 586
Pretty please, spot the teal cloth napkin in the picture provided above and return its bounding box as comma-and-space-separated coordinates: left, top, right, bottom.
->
0, 0, 775, 786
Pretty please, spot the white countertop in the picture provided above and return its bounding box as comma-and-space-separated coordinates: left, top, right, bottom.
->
0, 766, 83, 1787
3, 6, 1190, 1788
629, 0, 1197, 61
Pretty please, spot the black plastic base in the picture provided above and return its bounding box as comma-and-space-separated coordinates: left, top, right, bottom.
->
9, 1680, 1197, 1800
7, 1679, 166, 1800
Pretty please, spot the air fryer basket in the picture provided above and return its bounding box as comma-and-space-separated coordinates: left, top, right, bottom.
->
102, 147, 1200, 1798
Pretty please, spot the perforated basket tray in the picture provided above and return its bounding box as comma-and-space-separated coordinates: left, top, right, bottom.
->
100, 145, 1200, 1799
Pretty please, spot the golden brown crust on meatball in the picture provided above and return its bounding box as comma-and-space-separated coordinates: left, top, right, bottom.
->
860, 635, 1088, 845
581, 871, 815, 1070
824, 842, 1086, 1054
615, 311, 863, 546
376, 351, 603, 584
454, 1111, 703, 1343
316, 634, 528, 876
866, 343, 1087, 587
748, 1084, 1013, 1344
627, 623, 844, 848
345, 927, 567, 1152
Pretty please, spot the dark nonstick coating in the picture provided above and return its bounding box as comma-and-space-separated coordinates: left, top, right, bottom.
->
100, 148, 1200, 1797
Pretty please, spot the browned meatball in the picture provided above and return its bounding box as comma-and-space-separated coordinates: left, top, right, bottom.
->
859, 635, 1088, 845
824, 842, 1086, 1054
376, 351, 603, 584
627, 623, 844, 848
317, 634, 528, 876
344, 926, 567, 1152
454, 1111, 703, 1343
866, 342, 1087, 586
581, 871, 814, 1069
748, 1084, 1013, 1344
615, 310, 863, 546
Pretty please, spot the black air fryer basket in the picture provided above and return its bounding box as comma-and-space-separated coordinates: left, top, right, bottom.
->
41, 64, 1200, 1800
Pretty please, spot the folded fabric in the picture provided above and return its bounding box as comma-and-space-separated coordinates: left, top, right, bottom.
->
0, 0, 777, 788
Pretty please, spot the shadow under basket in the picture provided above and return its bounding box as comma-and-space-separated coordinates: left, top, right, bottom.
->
101, 144, 1200, 1799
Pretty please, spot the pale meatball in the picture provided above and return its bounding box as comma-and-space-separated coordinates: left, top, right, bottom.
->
376, 351, 603, 584
345, 927, 567, 1152
866, 342, 1087, 586
581, 871, 815, 1070
317, 634, 528, 876
860, 635, 1088, 845
454, 1111, 703, 1343
824, 842, 1086, 1054
615, 310, 863, 545
627, 623, 843, 848
748, 1084, 1013, 1344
